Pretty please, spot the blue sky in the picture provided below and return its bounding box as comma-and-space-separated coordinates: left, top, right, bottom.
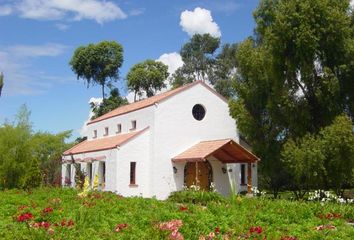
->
0, 0, 259, 141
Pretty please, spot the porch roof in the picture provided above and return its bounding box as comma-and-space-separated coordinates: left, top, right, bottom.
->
63, 127, 149, 156
172, 139, 259, 163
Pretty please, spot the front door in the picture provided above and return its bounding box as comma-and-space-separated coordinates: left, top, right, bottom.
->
184, 161, 212, 191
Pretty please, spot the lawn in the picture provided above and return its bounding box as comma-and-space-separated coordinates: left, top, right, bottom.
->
0, 188, 353, 239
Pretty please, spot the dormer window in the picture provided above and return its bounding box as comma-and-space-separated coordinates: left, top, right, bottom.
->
130, 120, 136, 131
93, 130, 97, 139
116, 124, 122, 134
104, 127, 109, 136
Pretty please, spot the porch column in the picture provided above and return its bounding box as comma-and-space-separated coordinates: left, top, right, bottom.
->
247, 163, 252, 194
195, 162, 199, 186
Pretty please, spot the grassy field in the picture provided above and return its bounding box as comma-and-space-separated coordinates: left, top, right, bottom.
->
0, 188, 353, 239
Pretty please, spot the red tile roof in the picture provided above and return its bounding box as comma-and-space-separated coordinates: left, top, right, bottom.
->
87, 81, 227, 125
63, 127, 149, 155
172, 139, 259, 163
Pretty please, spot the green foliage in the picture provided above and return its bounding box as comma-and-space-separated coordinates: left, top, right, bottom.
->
69, 41, 124, 99
90, 88, 128, 120
0, 105, 72, 190
230, 0, 354, 196
127, 59, 169, 101
171, 34, 220, 87
0, 188, 353, 239
168, 190, 226, 205
282, 115, 354, 198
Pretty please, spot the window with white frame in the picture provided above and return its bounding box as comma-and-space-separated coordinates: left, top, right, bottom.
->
93, 130, 97, 138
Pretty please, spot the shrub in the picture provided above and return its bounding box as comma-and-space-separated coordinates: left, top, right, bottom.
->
168, 189, 226, 205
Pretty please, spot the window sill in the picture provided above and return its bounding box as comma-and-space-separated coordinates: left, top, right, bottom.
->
129, 184, 138, 187
129, 129, 136, 131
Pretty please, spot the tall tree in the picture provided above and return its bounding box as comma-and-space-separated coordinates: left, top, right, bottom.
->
171, 34, 220, 88
127, 59, 169, 101
90, 88, 128, 119
69, 41, 124, 99
213, 43, 238, 98
229, 0, 354, 195
0, 72, 3, 97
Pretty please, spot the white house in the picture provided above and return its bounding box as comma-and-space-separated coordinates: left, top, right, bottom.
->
62, 81, 259, 199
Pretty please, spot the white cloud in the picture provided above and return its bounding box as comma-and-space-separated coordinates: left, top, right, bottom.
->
0, 43, 69, 96
157, 52, 184, 75
180, 7, 221, 38
351, 0, 354, 8
79, 97, 103, 136
0, 0, 127, 23
0, 5, 12, 16
129, 8, 145, 16
55, 23, 70, 31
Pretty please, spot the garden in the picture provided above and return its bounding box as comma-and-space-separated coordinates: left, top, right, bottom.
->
0, 187, 353, 240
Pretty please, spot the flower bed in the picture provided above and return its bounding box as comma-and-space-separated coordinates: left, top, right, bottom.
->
0, 188, 353, 239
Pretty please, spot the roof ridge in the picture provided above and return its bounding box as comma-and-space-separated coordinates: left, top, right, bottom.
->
87, 81, 202, 125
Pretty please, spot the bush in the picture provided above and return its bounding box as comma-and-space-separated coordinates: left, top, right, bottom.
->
168, 189, 226, 205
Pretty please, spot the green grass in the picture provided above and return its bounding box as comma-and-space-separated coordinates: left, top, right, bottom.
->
0, 188, 353, 239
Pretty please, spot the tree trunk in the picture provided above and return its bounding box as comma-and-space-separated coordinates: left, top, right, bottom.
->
102, 85, 105, 100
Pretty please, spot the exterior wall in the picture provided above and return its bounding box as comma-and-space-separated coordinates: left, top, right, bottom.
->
115, 130, 150, 197
85, 106, 155, 140
153, 84, 239, 199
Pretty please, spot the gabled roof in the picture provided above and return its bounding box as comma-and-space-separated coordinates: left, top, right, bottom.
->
63, 127, 149, 156
172, 139, 259, 163
87, 81, 227, 125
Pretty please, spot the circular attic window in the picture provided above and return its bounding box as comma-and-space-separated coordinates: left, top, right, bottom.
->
192, 104, 206, 121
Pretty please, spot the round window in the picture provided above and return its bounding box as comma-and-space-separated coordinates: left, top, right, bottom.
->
192, 104, 206, 121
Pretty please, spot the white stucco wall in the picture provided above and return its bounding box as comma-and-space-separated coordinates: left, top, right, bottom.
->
152, 84, 239, 199
115, 129, 150, 197
85, 106, 155, 140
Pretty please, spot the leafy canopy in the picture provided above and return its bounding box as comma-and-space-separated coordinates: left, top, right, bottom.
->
127, 59, 169, 101
69, 41, 124, 99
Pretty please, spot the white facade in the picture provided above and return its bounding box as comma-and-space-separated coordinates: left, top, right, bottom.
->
62, 82, 258, 199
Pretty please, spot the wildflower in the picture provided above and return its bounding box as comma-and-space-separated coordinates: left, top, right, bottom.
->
169, 229, 184, 240
114, 223, 129, 232
40, 221, 51, 229
43, 207, 53, 214
214, 227, 220, 234
47, 228, 55, 235
179, 206, 188, 212
17, 212, 34, 222
18, 205, 28, 211
67, 219, 74, 227
159, 220, 183, 232
280, 237, 297, 240
93, 174, 99, 190
61, 219, 67, 227
315, 225, 336, 231
250, 226, 263, 234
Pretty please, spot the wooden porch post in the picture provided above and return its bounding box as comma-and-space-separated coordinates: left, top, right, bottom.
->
195, 161, 199, 187
247, 163, 252, 194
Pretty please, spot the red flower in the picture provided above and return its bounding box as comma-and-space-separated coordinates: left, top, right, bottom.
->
18, 205, 28, 211
61, 219, 67, 227
214, 227, 220, 234
40, 221, 51, 229
250, 226, 263, 234
115, 223, 129, 232
179, 206, 188, 212
17, 212, 34, 222
67, 219, 74, 227
43, 207, 53, 214
280, 236, 298, 240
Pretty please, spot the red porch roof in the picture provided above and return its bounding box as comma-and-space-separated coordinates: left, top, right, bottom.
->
63, 127, 149, 156
172, 139, 259, 163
